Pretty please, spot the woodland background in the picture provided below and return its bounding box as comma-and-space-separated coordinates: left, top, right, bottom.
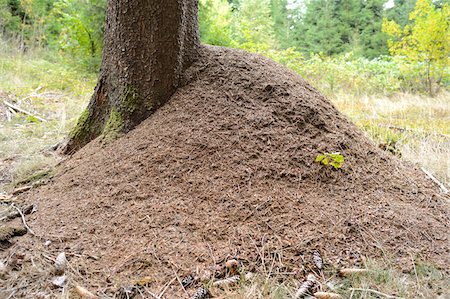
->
0, 0, 449, 188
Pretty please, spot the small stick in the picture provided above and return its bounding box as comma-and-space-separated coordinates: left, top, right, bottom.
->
11, 204, 35, 236
170, 265, 189, 297
349, 288, 404, 299
421, 167, 448, 193
157, 277, 176, 299
383, 124, 450, 138
3, 100, 47, 122
12, 185, 33, 195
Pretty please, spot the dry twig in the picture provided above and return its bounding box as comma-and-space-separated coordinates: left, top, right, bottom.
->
421, 167, 449, 193
157, 277, 176, 299
349, 288, 404, 299
339, 268, 368, 277
314, 291, 342, 299
3, 100, 47, 122
11, 204, 35, 236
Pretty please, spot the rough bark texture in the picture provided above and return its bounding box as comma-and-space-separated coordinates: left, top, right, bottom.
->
62, 0, 200, 154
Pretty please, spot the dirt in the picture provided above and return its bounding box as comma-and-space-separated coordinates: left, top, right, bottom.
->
1, 46, 449, 298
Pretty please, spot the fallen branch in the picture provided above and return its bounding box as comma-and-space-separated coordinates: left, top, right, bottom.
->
314, 291, 342, 299
75, 285, 97, 298
12, 185, 33, 196
3, 100, 47, 122
349, 288, 404, 299
0, 193, 12, 202
11, 204, 35, 236
421, 167, 448, 193
339, 268, 368, 277
383, 124, 450, 139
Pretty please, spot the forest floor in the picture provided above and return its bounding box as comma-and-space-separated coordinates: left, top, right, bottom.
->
0, 47, 449, 298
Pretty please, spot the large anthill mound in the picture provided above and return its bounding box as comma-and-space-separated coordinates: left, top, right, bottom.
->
3, 46, 449, 297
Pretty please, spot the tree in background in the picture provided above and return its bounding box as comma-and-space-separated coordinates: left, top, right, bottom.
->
383, 0, 449, 95
0, 0, 53, 50
384, 0, 417, 27
49, 0, 105, 70
293, 0, 342, 55
271, 0, 290, 49
0, 0, 21, 38
356, 0, 388, 58
231, 0, 276, 50
294, 0, 387, 58
199, 0, 234, 46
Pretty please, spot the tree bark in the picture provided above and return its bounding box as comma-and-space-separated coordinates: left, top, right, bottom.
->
61, 0, 200, 154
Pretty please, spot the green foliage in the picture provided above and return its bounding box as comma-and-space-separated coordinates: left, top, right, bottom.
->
49, 0, 105, 71
293, 0, 388, 58
199, 0, 235, 47
293, 0, 343, 56
262, 50, 403, 96
270, 0, 290, 49
230, 0, 276, 50
0, 0, 54, 49
0, 0, 21, 36
0, 0, 448, 94
383, 0, 450, 95
384, 0, 417, 27
315, 152, 345, 169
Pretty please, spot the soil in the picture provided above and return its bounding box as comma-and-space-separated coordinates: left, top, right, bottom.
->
1, 46, 449, 298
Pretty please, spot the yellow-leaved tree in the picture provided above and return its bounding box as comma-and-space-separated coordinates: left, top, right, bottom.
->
383, 0, 449, 95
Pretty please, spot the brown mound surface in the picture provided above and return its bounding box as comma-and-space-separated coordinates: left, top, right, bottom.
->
4, 46, 449, 296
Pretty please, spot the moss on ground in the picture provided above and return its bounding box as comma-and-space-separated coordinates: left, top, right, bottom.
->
14, 169, 53, 186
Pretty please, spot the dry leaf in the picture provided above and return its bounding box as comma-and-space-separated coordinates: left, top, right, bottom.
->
51, 275, 66, 288
197, 269, 213, 281
0, 261, 7, 277
75, 285, 97, 298
135, 276, 152, 286
225, 259, 239, 272
314, 291, 342, 299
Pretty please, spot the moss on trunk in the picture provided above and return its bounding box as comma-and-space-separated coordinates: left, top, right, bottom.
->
102, 107, 124, 143
60, 0, 200, 154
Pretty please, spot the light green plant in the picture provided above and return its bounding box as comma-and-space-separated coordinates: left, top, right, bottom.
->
315, 152, 345, 169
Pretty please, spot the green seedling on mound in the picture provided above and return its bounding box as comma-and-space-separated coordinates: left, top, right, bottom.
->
315, 152, 345, 169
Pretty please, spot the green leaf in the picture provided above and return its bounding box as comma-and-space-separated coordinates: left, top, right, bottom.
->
315, 154, 325, 162
330, 161, 342, 169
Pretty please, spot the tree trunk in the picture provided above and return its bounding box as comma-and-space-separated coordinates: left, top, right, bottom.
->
61, 0, 200, 154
